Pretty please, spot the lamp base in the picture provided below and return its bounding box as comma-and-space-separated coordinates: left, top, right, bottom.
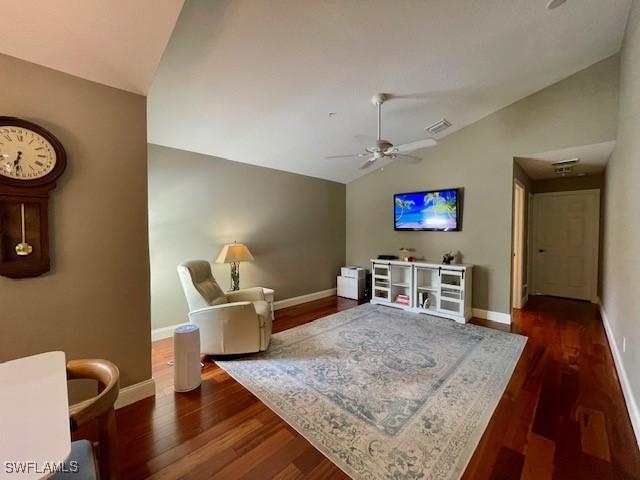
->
230, 262, 240, 291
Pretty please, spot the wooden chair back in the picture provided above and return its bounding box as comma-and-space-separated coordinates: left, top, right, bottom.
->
67, 359, 120, 480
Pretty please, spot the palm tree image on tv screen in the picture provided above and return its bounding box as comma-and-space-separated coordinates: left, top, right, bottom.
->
394, 189, 460, 231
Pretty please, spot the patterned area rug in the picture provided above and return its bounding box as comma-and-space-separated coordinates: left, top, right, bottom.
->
217, 303, 526, 480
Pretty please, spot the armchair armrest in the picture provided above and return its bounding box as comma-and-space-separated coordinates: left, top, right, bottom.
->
189, 301, 256, 322
226, 287, 265, 302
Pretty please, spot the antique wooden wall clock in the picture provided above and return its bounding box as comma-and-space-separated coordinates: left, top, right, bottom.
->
0, 116, 67, 278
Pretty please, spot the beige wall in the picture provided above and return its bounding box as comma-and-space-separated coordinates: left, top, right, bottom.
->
602, 1, 640, 407
149, 144, 345, 330
0, 54, 151, 389
347, 55, 619, 314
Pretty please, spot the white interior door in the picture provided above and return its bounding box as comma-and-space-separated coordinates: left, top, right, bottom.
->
532, 190, 600, 301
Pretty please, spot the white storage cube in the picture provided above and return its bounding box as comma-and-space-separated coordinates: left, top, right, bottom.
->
341, 266, 366, 279
337, 275, 365, 300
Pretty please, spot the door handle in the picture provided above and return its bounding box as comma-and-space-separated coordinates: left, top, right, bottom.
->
538, 249, 546, 253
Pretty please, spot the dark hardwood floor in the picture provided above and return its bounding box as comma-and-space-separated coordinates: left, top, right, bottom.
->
111, 296, 640, 479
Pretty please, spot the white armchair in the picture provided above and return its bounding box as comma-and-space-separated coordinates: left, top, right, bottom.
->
177, 260, 272, 355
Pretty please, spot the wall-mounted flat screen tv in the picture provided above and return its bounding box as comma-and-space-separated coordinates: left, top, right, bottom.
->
394, 188, 462, 231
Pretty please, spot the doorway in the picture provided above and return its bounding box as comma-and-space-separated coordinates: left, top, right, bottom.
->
512, 181, 526, 309
531, 190, 600, 301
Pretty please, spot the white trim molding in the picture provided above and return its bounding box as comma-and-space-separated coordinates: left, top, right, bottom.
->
115, 378, 156, 409
72, 378, 156, 412
273, 288, 337, 311
152, 322, 188, 341
472, 308, 512, 325
599, 304, 640, 447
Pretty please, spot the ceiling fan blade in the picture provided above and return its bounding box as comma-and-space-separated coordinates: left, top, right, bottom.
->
325, 153, 366, 159
359, 158, 376, 169
391, 138, 437, 154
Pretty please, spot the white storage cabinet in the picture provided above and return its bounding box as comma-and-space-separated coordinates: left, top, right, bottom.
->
370, 259, 473, 323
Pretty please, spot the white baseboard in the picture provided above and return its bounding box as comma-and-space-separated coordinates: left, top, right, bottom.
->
115, 378, 156, 409
273, 288, 337, 311
472, 308, 512, 325
152, 322, 188, 342
72, 378, 156, 412
599, 304, 640, 447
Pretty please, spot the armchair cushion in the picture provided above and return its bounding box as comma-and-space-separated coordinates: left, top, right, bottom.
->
178, 260, 228, 310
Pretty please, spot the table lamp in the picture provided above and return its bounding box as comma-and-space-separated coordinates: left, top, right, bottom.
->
215, 241, 254, 291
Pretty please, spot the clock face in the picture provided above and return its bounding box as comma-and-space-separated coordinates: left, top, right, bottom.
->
0, 125, 57, 180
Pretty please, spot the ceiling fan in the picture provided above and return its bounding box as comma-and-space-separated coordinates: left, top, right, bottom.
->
326, 93, 437, 169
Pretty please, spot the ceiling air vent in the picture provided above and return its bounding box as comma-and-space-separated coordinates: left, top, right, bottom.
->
552, 158, 579, 177
425, 118, 451, 136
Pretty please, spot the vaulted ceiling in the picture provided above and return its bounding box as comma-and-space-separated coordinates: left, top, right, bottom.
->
149, 0, 631, 183
0, 1, 631, 183
0, 0, 184, 94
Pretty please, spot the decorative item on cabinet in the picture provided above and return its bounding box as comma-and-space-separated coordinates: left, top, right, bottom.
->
0, 117, 67, 279
399, 247, 413, 261
442, 250, 461, 265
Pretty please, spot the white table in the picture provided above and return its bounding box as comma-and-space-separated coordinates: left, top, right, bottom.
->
0, 352, 71, 479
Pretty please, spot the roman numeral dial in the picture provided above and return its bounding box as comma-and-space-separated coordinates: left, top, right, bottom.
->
0, 126, 57, 180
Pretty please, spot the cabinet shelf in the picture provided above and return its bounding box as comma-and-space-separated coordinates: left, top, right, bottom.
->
440, 296, 461, 303
417, 286, 438, 292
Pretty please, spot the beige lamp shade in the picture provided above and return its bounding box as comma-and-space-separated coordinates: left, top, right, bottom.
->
215, 242, 255, 264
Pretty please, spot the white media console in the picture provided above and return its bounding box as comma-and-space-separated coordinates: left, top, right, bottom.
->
370, 259, 473, 323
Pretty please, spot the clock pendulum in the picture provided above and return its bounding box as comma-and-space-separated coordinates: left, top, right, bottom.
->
15, 203, 33, 256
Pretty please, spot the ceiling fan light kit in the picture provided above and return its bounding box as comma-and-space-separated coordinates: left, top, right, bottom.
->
326, 93, 438, 169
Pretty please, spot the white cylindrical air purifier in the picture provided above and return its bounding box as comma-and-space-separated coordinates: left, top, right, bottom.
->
173, 324, 201, 392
